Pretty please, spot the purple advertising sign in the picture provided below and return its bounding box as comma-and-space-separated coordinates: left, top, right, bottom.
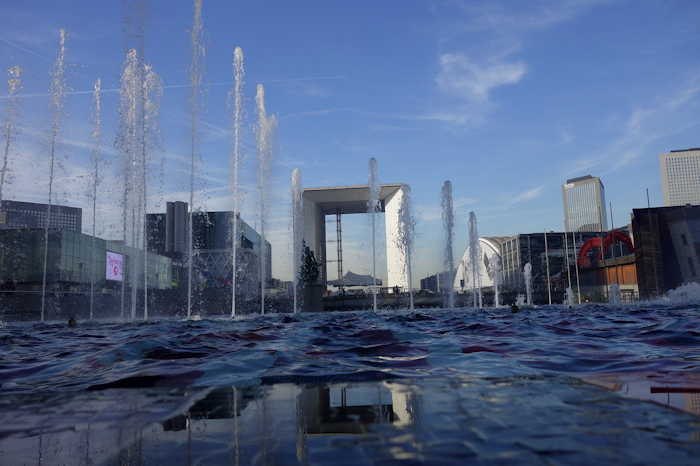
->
106, 251, 124, 282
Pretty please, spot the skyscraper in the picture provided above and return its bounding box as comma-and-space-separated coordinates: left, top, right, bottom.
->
562, 175, 607, 232
660, 148, 700, 207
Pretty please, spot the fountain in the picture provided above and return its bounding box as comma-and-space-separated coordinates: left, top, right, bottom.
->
524, 262, 533, 306
88, 79, 102, 321
41, 29, 67, 322
609, 283, 621, 305
230, 46, 244, 318
490, 254, 502, 307
566, 286, 575, 306
368, 158, 380, 311
396, 185, 415, 310
291, 168, 303, 314
141, 64, 162, 320
441, 181, 455, 309
187, 0, 204, 319
256, 84, 275, 315
0, 65, 21, 206
468, 211, 482, 308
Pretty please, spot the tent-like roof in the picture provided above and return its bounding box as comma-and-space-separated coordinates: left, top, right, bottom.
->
328, 271, 382, 287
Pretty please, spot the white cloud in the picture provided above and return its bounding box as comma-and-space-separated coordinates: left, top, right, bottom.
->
510, 185, 544, 204
436, 53, 527, 102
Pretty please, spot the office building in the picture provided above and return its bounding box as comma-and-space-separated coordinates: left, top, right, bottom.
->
147, 202, 271, 288
562, 175, 607, 232
660, 148, 700, 206
0, 229, 172, 289
632, 204, 700, 298
0, 200, 82, 232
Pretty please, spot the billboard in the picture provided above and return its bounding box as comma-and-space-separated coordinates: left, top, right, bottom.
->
106, 251, 124, 282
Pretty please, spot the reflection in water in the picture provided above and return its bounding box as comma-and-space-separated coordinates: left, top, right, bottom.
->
2, 377, 700, 465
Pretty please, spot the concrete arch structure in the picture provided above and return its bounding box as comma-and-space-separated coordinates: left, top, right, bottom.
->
302, 184, 409, 289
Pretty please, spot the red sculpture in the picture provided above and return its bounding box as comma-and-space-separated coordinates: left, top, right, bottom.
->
577, 230, 634, 267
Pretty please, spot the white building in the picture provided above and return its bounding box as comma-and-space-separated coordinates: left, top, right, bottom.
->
453, 237, 503, 291
660, 148, 700, 207
562, 175, 607, 232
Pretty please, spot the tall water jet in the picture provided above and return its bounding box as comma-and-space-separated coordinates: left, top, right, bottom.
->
141, 64, 162, 320
187, 0, 204, 319
41, 30, 67, 322
367, 158, 380, 311
88, 79, 103, 321
396, 185, 415, 311
566, 286, 575, 306
523, 262, 533, 306
116, 48, 143, 321
609, 283, 621, 305
0, 65, 22, 206
468, 211, 482, 308
490, 254, 502, 307
256, 84, 274, 315
291, 168, 303, 314
229, 46, 244, 318
441, 181, 455, 308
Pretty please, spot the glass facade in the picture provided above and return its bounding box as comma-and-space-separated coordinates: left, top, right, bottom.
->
562, 176, 607, 232
0, 200, 82, 232
501, 231, 621, 304
0, 229, 172, 290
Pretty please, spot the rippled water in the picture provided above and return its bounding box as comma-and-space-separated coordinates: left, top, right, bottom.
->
2, 304, 700, 464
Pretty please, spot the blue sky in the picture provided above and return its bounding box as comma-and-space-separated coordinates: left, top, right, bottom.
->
1, 0, 699, 283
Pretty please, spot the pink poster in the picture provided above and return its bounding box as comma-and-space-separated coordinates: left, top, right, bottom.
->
106, 251, 124, 281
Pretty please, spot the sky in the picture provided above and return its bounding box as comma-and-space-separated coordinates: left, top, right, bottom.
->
1, 0, 699, 284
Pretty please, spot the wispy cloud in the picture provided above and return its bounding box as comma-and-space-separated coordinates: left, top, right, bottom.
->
436, 53, 526, 102
509, 185, 544, 204
566, 77, 700, 176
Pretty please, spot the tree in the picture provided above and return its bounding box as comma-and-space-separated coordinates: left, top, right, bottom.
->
299, 241, 319, 286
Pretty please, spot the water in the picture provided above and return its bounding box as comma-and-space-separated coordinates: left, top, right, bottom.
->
141, 64, 163, 320
468, 211, 482, 308
0, 65, 21, 206
256, 84, 275, 315
566, 286, 576, 306
230, 46, 244, 318
441, 181, 455, 308
396, 185, 415, 310
1, 305, 699, 464
367, 158, 380, 311
41, 30, 67, 323
524, 261, 533, 306
291, 168, 303, 314
187, 0, 204, 320
490, 253, 502, 307
88, 79, 102, 321
609, 283, 622, 305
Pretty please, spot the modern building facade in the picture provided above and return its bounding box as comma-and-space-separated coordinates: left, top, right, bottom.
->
562, 175, 607, 232
146, 202, 271, 290
499, 230, 633, 304
0, 200, 82, 232
632, 204, 700, 298
0, 229, 172, 290
660, 148, 700, 207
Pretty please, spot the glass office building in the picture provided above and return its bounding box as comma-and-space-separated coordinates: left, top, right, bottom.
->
0, 229, 172, 290
562, 175, 608, 232
660, 148, 700, 207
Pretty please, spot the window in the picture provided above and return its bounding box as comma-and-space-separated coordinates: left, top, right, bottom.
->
688, 257, 697, 277
681, 234, 688, 246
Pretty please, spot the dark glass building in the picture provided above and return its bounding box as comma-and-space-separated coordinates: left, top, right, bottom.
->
0, 199, 82, 232
632, 204, 700, 298
500, 230, 632, 304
